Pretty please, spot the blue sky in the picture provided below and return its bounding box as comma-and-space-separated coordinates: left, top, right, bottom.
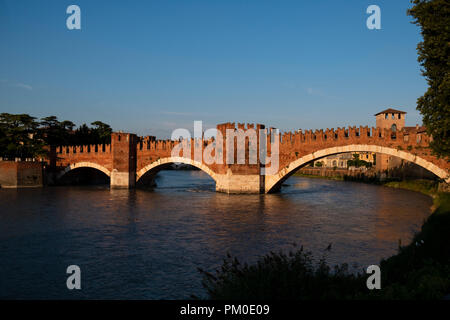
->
0, 0, 426, 138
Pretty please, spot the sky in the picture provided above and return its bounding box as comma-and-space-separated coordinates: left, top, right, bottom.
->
0, 0, 427, 138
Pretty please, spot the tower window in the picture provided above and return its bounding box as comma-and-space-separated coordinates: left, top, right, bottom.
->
391, 113, 395, 119
398, 114, 401, 119
385, 113, 388, 119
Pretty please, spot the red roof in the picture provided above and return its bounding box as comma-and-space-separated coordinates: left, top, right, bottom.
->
374, 108, 407, 116
403, 126, 427, 134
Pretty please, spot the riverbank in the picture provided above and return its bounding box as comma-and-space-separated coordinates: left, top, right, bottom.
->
374, 191, 450, 299
199, 180, 450, 299
295, 169, 445, 196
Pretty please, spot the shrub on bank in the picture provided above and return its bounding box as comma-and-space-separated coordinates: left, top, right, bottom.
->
197, 245, 366, 300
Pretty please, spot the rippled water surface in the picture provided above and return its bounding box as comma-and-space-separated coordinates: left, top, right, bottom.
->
0, 171, 432, 299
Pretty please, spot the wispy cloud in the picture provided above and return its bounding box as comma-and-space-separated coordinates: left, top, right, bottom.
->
1, 79, 33, 91
13, 83, 33, 91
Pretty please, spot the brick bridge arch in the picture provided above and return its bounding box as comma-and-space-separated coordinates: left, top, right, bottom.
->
136, 156, 217, 183
265, 144, 450, 193
56, 162, 111, 180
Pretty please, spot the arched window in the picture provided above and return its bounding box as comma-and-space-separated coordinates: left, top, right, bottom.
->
391, 124, 397, 132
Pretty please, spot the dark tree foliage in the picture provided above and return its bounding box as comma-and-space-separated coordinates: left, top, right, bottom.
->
72, 121, 112, 145
91, 121, 112, 144
408, 0, 450, 158
0, 113, 44, 158
0, 113, 113, 159
347, 153, 372, 168
40, 116, 71, 146
197, 245, 367, 300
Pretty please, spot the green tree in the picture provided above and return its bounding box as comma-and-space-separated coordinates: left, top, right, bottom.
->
74, 123, 92, 145
91, 121, 112, 144
408, 0, 450, 157
60, 120, 75, 132
39, 116, 65, 146
347, 154, 372, 168
0, 113, 113, 158
60, 120, 76, 145
0, 113, 43, 158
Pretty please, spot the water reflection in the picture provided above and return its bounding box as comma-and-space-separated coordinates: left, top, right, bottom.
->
0, 171, 432, 299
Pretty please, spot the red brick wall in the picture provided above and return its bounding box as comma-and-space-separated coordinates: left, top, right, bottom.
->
274, 126, 448, 173
0, 161, 43, 187
52, 124, 449, 182
54, 144, 112, 171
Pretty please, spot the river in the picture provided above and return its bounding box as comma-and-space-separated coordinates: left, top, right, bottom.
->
0, 171, 432, 299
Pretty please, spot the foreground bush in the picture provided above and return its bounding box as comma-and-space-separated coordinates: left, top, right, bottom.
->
198, 245, 366, 300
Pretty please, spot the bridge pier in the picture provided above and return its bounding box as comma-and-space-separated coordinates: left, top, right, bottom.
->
215, 172, 264, 194
110, 170, 135, 189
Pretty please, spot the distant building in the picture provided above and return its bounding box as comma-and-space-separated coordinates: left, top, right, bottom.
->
313, 151, 375, 169
374, 108, 426, 171
375, 108, 406, 131
314, 153, 352, 168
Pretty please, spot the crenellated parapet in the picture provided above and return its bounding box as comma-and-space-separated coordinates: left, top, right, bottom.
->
49, 123, 449, 193
275, 126, 436, 171
56, 144, 111, 155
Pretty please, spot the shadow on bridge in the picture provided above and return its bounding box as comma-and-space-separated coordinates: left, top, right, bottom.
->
56, 167, 110, 186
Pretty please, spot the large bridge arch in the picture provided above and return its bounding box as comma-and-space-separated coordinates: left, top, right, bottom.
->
265, 144, 450, 193
136, 157, 217, 183
56, 162, 111, 180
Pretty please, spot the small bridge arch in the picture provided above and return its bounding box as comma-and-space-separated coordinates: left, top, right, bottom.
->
137, 156, 217, 183
266, 144, 450, 193
56, 162, 111, 181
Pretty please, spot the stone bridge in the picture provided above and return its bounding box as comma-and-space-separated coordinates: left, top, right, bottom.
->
50, 123, 450, 193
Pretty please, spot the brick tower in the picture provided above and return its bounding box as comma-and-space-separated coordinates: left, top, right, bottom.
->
375, 108, 406, 171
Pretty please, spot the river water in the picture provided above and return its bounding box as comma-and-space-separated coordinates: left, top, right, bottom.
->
0, 171, 432, 299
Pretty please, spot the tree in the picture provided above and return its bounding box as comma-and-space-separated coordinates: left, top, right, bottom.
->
0, 113, 113, 158
60, 120, 75, 132
347, 154, 372, 168
0, 113, 43, 158
74, 123, 92, 145
39, 116, 65, 146
91, 121, 112, 144
408, 0, 450, 158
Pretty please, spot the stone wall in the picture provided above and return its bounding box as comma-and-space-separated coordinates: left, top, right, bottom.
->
0, 161, 43, 188
298, 167, 360, 179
